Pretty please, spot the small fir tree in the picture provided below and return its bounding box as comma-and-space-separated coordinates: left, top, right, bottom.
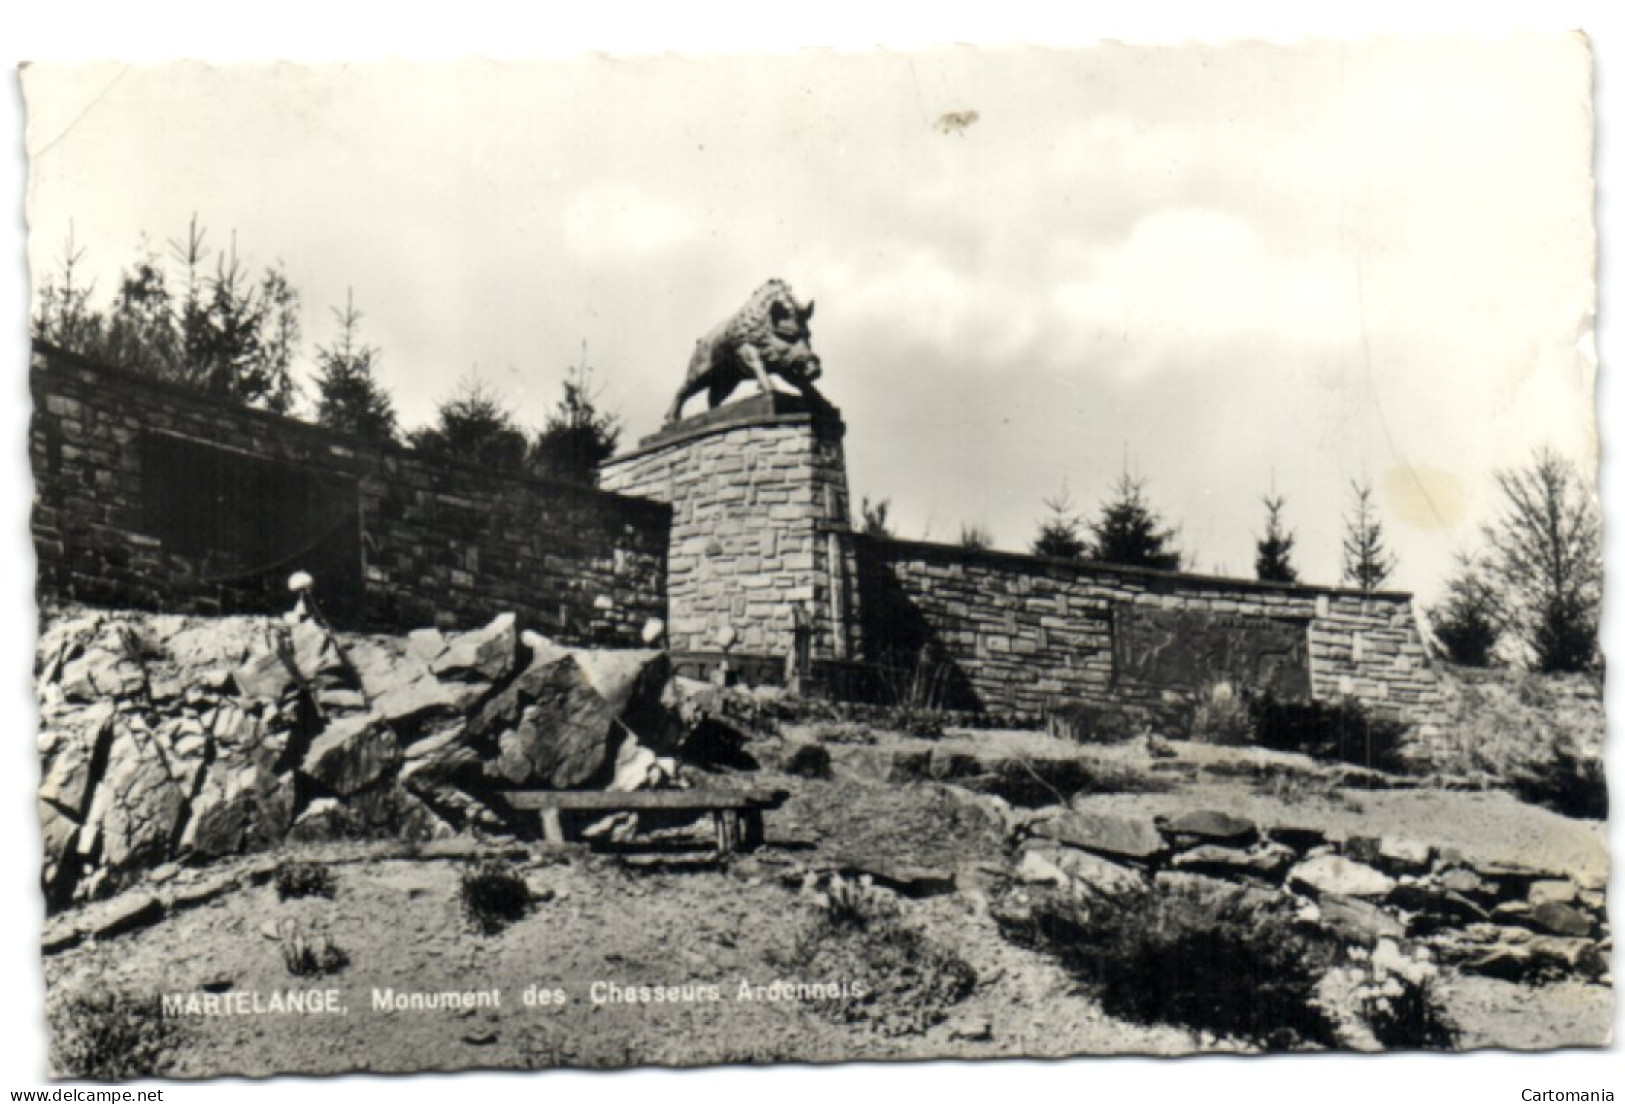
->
1254, 493, 1299, 583
1032, 483, 1088, 560
1089, 473, 1182, 570
528, 344, 622, 486
408, 373, 529, 474
312, 290, 398, 444
1428, 551, 1502, 667
1341, 479, 1395, 591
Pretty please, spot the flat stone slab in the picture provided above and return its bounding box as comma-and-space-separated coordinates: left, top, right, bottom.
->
1287, 855, 1396, 899
1164, 810, 1257, 844
1524, 901, 1594, 939
1043, 845, 1145, 896
1031, 811, 1166, 862
82, 891, 164, 940
1527, 879, 1578, 908
1314, 893, 1406, 946
1172, 842, 1294, 879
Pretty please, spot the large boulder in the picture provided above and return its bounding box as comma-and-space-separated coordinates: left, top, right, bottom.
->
80, 718, 200, 876
289, 620, 353, 690
300, 714, 399, 796
180, 762, 295, 858
471, 647, 630, 790
231, 649, 300, 702
433, 613, 518, 683
39, 706, 113, 819
59, 648, 147, 703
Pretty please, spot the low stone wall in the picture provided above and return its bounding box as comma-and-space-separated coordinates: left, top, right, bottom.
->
855, 535, 1447, 732
30, 343, 670, 644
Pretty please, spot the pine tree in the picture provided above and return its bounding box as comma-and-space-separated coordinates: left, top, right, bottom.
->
527, 344, 622, 486
32, 225, 104, 353
313, 290, 398, 444
1481, 447, 1601, 673
1032, 483, 1087, 560
1089, 473, 1182, 570
1254, 493, 1299, 583
100, 243, 182, 380
408, 373, 529, 474
1429, 550, 1502, 666
1341, 479, 1395, 591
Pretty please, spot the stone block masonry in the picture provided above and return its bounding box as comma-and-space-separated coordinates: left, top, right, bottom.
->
599, 393, 852, 663
856, 536, 1448, 733
30, 342, 670, 644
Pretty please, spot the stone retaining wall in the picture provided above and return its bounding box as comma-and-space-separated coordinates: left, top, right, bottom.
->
856, 535, 1447, 732
29, 342, 670, 644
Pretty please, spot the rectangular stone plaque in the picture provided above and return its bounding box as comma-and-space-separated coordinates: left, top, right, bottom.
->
1111, 604, 1312, 699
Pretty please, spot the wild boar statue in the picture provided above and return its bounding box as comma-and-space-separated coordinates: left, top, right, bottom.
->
665, 279, 825, 423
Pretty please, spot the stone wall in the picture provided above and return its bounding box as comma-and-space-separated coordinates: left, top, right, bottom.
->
29, 342, 670, 644
599, 393, 852, 665
856, 535, 1447, 732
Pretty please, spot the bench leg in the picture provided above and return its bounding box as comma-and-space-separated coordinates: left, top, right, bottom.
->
539, 807, 564, 843
741, 808, 765, 851
713, 810, 738, 858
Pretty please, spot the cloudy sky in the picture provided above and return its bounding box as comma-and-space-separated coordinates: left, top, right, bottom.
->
22, 38, 1597, 599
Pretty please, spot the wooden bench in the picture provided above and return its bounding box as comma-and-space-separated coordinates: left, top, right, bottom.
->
502, 788, 790, 856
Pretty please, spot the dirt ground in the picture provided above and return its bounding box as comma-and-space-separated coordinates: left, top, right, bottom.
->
43, 732, 1612, 1076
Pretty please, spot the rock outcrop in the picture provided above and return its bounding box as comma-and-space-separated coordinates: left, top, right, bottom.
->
36, 609, 685, 911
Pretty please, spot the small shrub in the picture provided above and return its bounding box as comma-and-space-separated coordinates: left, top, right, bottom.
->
888, 705, 947, 739
1000, 880, 1339, 1049
460, 859, 531, 935
277, 920, 350, 977
1248, 693, 1407, 773
275, 860, 335, 901
1189, 681, 1253, 746
792, 878, 976, 1037
48, 990, 180, 1080
816, 874, 899, 931
785, 743, 834, 779
1362, 975, 1459, 1050
1510, 732, 1608, 820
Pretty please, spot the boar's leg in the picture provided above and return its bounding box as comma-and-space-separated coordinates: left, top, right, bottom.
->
707, 376, 741, 409
736, 343, 779, 408
665, 378, 704, 423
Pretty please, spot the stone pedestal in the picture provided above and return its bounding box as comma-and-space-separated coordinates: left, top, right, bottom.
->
598, 392, 853, 675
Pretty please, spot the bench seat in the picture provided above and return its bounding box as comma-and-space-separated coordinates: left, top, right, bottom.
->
499, 787, 789, 855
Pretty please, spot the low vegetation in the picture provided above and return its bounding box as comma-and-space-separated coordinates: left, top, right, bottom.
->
1245, 693, 1408, 774
48, 989, 181, 1080
274, 860, 336, 901
787, 876, 977, 1038
277, 920, 350, 977
459, 859, 532, 935
1000, 880, 1340, 1050
1418, 667, 1606, 819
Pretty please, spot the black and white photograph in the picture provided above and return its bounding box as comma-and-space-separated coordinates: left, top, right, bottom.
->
5, 9, 1617, 1095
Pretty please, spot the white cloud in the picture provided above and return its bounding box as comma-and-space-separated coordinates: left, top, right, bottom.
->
561, 182, 699, 263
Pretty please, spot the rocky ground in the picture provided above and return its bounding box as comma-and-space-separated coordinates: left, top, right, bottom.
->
35, 608, 1613, 1077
